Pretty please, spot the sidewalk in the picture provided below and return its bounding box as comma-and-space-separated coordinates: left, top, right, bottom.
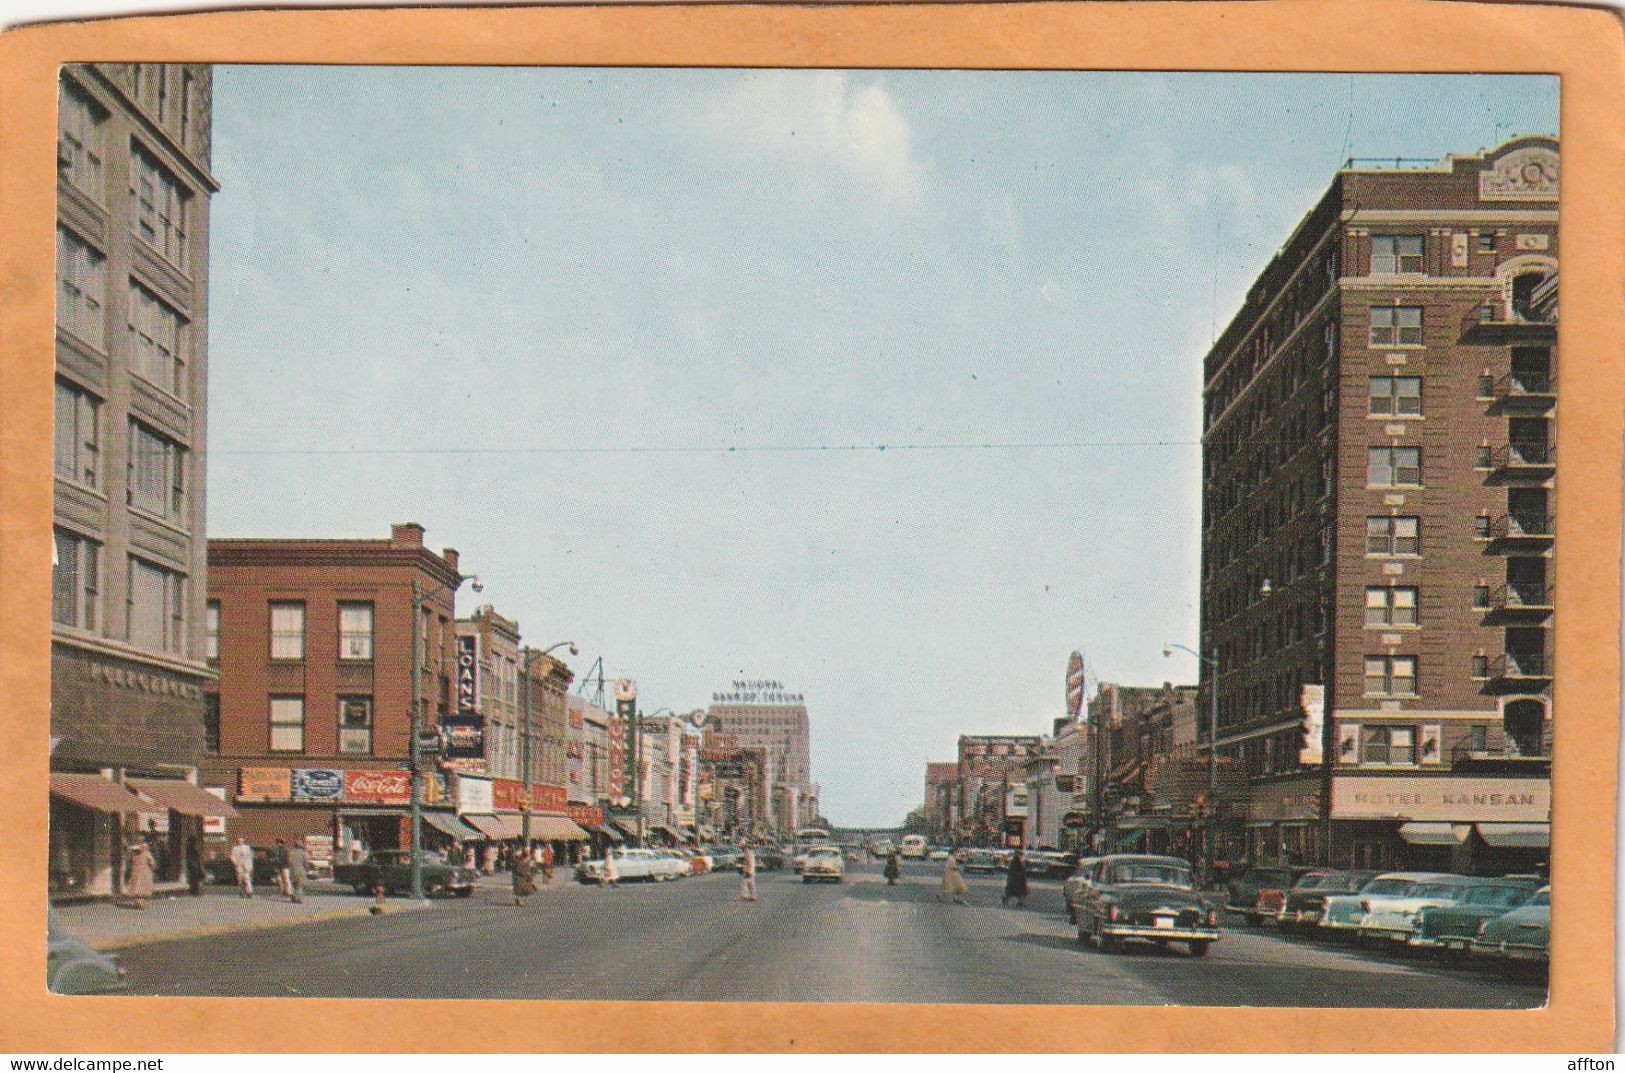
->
53, 882, 435, 951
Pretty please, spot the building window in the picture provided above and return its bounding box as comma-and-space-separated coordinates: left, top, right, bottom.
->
1361, 725, 1416, 765
1364, 586, 1418, 626
269, 602, 305, 660
1477, 232, 1496, 253
126, 556, 185, 655
1367, 447, 1421, 487
1369, 306, 1423, 347
129, 142, 188, 270
127, 420, 186, 522
52, 528, 100, 631
56, 227, 105, 346
58, 77, 104, 198
338, 602, 374, 661
1363, 655, 1417, 696
1368, 376, 1422, 416
204, 694, 220, 754
1472, 584, 1490, 610
1371, 236, 1423, 274
205, 600, 219, 660
54, 379, 100, 488
1477, 373, 1495, 398
1473, 514, 1492, 540
1470, 654, 1490, 679
180, 71, 193, 148
338, 696, 373, 755
128, 281, 187, 399
155, 66, 167, 123
269, 696, 305, 752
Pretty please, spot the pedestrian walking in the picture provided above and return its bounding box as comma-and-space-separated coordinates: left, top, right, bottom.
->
270, 838, 291, 898
124, 842, 155, 909
541, 843, 555, 885
937, 852, 967, 904
482, 844, 497, 875
739, 846, 758, 901
883, 849, 901, 886
184, 835, 203, 897
602, 850, 620, 888
1002, 849, 1029, 908
511, 852, 537, 907
229, 837, 256, 898
286, 839, 309, 903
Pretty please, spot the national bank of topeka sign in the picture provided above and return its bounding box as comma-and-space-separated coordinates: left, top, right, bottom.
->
1332, 776, 1549, 823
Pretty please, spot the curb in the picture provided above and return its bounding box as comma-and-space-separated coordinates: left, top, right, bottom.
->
91, 899, 436, 952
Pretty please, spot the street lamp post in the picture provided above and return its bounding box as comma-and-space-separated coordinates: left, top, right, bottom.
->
520, 642, 578, 850
1163, 641, 1220, 885
409, 572, 480, 902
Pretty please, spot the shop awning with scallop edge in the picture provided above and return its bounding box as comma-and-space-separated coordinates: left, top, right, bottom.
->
1475, 822, 1549, 849
423, 811, 482, 841
1397, 821, 1471, 845
527, 814, 591, 841
461, 814, 512, 839
50, 773, 148, 813
127, 777, 239, 818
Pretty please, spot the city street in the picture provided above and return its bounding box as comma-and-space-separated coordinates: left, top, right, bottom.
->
117, 861, 1545, 1007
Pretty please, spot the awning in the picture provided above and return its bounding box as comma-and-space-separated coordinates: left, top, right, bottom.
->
528, 814, 590, 842
647, 823, 681, 843
593, 824, 624, 843
1475, 822, 1550, 849
462, 814, 514, 839
126, 777, 239, 818
423, 811, 482, 841
610, 819, 639, 839
50, 773, 148, 813
1398, 821, 1471, 846
1108, 756, 1142, 782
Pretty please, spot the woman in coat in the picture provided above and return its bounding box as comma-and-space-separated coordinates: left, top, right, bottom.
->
883, 849, 902, 886
125, 842, 155, 909
1002, 850, 1029, 908
511, 852, 537, 907
937, 852, 967, 904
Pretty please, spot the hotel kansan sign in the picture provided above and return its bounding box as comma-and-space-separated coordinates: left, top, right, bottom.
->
1332, 776, 1549, 822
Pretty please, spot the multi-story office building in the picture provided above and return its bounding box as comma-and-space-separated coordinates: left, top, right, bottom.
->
706, 679, 813, 836
50, 64, 223, 899
453, 606, 520, 780
954, 734, 1043, 846
1199, 137, 1556, 873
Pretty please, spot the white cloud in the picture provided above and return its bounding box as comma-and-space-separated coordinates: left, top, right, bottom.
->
693, 71, 926, 202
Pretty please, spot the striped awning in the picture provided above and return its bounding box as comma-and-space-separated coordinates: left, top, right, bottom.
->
1398, 822, 1471, 846
127, 778, 239, 818
462, 814, 515, 839
1475, 823, 1549, 849
528, 814, 590, 842
51, 773, 148, 814
423, 811, 482, 841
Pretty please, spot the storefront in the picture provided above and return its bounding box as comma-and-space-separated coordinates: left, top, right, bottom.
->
48, 770, 236, 899
1328, 774, 1550, 875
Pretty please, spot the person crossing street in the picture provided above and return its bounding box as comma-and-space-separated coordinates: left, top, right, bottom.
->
739, 846, 758, 901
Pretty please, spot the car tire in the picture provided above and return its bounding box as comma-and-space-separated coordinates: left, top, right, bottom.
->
1066, 904, 1077, 925
1188, 940, 1210, 958
1076, 925, 1090, 946
803, 876, 812, 884
455, 887, 473, 898
426, 878, 449, 899
1094, 920, 1120, 954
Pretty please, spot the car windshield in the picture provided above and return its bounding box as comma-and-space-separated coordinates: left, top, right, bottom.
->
1110, 863, 1191, 886
1292, 873, 1331, 890
1465, 885, 1531, 908
1363, 879, 1417, 896
1253, 869, 1293, 886
809, 848, 841, 858
1415, 883, 1466, 899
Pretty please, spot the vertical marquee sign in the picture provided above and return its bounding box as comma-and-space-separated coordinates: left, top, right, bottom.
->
614, 678, 638, 795
1066, 651, 1085, 718
456, 635, 480, 714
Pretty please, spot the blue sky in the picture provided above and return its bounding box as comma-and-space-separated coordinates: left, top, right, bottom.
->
205, 68, 1558, 826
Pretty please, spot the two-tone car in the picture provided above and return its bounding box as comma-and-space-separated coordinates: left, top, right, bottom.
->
1275, 870, 1378, 934
958, 848, 1005, 874
1358, 875, 1481, 945
801, 845, 846, 883
1316, 872, 1454, 939
1225, 864, 1309, 926
575, 847, 690, 884
1410, 878, 1542, 960
1470, 886, 1550, 976
1074, 854, 1221, 958
332, 849, 479, 898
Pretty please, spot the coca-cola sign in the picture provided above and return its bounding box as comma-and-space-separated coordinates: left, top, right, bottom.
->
344, 769, 411, 804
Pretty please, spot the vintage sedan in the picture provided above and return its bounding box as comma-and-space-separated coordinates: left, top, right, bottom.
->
1226, 864, 1310, 926
575, 847, 689, 884
1470, 886, 1550, 974
1074, 854, 1221, 957
1276, 870, 1378, 933
332, 849, 479, 898
1358, 875, 1481, 944
1061, 857, 1103, 924
801, 846, 846, 883
1317, 872, 1454, 938
1410, 878, 1542, 959
47, 912, 125, 995
958, 848, 1005, 874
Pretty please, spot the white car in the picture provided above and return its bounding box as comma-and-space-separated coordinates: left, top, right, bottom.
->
1318, 872, 1456, 935
575, 848, 689, 884
928, 848, 950, 861
801, 846, 846, 883
1359, 876, 1477, 944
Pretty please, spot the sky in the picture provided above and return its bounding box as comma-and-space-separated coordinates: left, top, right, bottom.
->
202, 67, 1559, 827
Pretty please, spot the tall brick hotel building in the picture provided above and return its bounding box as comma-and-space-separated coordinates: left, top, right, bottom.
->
1199, 137, 1556, 874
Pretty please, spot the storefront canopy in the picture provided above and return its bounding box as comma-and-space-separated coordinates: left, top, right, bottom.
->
1398, 822, 1471, 846
127, 777, 238, 818
1475, 823, 1550, 849
610, 819, 639, 839
593, 824, 624, 843
462, 814, 513, 840
423, 811, 482, 841
529, 815, 590, 842
50, 773, 148, 813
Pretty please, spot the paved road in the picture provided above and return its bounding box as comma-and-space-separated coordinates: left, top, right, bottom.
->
118, 860, 1546, 1006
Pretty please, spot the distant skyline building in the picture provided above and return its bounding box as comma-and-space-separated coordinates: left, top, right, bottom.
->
706, 679, 815, 835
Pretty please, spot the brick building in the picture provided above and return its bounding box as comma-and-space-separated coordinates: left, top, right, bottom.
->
706, 679, 815, 837
1198, 136, 1556, 873
955, 734, 1043, 847
923, 761, 958, 844
51, 64, 226, 899
202, 523, 468, 862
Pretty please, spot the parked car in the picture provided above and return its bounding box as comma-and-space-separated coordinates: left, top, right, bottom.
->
927, 847, 951, 861
1470, 886, 1550, 975
1074, 854, 1221, 957
958, 848, 1005, 874
204, 848, 283, 886
801, 846, 846, 883
754, 846, 785, 872
1410, 878, 1542, 959
332, 849, 479, 898
1225, 864, 1309, 925
1020, 850, 1078, 879
1252, 867, 1327, 926
1358, 875, 1482, 945
709, 846, 745, 873
1317, 872, 1455, 939
1275, 870, 1379, 934
47, 912, 125, 995
1062, 856, 1104, 924
575, 847, 690, 884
